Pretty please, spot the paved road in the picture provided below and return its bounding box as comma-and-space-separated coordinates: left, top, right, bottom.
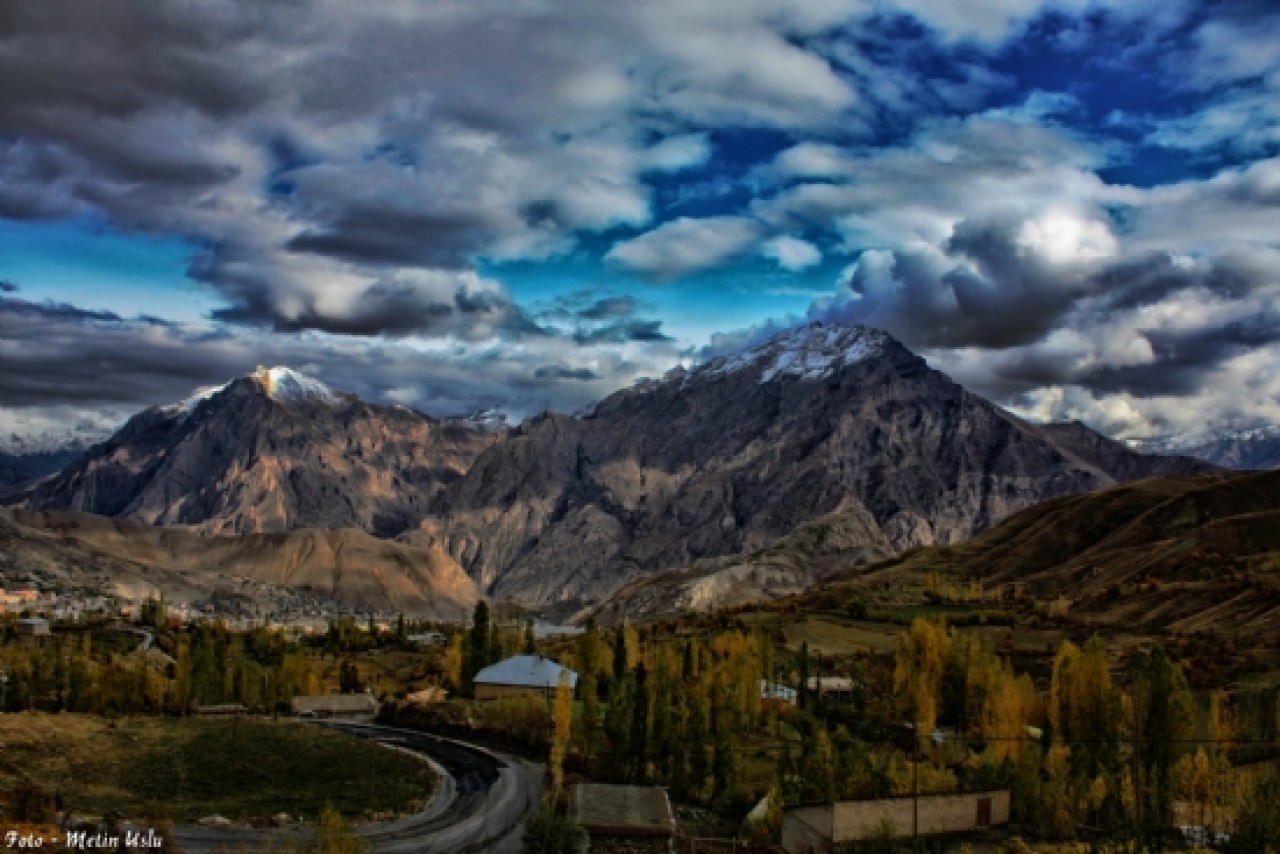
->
171, 721, 544, 853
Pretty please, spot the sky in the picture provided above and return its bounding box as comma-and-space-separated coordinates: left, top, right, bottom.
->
1, 0, 1278, 440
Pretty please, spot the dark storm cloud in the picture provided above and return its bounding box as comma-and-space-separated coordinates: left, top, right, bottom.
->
0, 297, 246, 408
1079, 316, 1280, 397
573, 319, 673, 344
820, 217, 1090, 350
577, 296, 639, 321
533, 365, 600, 381
285, 207, 489, 269
0, 294, 681, 424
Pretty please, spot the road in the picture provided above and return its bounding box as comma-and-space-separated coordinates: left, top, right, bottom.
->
170, 720, 544, 853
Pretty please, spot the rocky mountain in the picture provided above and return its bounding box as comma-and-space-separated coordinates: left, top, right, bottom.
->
582, 502, 894, 626
1, 507, 478, 618
1127, 425, 1280, 470
19, 367, 501, 537
410, 322, 1212, 613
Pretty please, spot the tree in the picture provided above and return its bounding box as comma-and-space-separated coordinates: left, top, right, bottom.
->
311, 805, 366, 853
893, 618, 951, 744
339, 659, 362, 693
629, 663, 651, 782
549, 670, 574, 797
1128, 647, 1195, 843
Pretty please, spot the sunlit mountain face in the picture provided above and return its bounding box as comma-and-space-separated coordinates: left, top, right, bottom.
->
1, 1, 1276, 443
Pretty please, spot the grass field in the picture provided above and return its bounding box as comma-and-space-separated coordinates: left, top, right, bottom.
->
782, 615, 902, 655
0, 713, 433, 822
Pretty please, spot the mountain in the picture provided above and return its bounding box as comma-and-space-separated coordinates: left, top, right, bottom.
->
18, 367, 501, 537
0, 507, 478, 619
0, 423, 116, 489
410, 322, 1212, 613
815, 469, 1280, 654
582, 502, 894, 626
1127, 425, 1280, 470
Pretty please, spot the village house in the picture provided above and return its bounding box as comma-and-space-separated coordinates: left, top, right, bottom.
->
16, 617, 51, 636
473, 654, 577, 701
291, 691, 379, 719
805, 676, 858, 701
569, 783, 676, 853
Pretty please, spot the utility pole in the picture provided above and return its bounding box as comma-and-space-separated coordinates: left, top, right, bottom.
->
913, 720, 920, 854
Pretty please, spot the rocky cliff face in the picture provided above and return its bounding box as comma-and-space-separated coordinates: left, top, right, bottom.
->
411, 322, 1212, 612
22, 367, 500, 537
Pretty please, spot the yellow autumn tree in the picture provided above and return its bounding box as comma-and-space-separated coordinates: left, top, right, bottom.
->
894, 617, 951, 742
549, 669, 574, 798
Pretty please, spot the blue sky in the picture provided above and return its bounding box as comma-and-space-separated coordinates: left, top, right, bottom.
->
1, 0, 1278, 438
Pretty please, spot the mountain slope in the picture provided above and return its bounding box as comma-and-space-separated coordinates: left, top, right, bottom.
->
19, 367, 500, 537
411, 322, 1211, 612
1, 508, 478, 618
582, 500, 894, 625
819, 470, 1280, 646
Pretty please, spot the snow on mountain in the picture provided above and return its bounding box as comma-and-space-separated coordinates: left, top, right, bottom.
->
1127, 425, 1280, 470
1128, 424, 1280, 453
0, 422, 117, 457
692, 322, 889, 385
253, 366, 340, 404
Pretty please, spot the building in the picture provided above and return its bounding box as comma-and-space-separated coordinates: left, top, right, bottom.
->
569, 783, 676, 853
781, 791, 1010, 853
473, 654, 577, 701
805, 676, 858, 701
407, 631, 448, 646
290, 692, 379, 718
760, 679, 798, 705
16, 617, 51, 636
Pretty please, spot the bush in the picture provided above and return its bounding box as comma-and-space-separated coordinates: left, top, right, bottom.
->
7, 776, 56, 824
522, 805, 587, 854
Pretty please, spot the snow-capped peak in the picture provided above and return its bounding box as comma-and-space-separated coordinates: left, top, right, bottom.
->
252, 366, 339, 404
693, 322, 889, 385
1127, 424, 1280, 453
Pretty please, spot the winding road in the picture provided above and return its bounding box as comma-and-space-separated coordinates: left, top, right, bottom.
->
170, 721, 544, 853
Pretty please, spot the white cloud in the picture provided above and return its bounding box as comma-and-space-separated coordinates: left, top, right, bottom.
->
605, 216, 764, 280
761, 235, 823, 271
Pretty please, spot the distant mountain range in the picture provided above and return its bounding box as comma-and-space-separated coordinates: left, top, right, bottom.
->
1127, 425, 1280, 470
0, 423, 116, 489
8, 326, 1215, 616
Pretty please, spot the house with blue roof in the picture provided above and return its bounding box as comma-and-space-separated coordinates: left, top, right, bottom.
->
474, 654, 578, 701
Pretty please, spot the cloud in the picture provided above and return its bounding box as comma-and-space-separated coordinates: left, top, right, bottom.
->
605, 216, 764, 280
0, 294, 681, 423
0, 1, 882, 338
761, 235, 822, 271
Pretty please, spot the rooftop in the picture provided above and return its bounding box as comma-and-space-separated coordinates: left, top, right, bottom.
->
569, 784, 676, 837
474, 654, 578, 689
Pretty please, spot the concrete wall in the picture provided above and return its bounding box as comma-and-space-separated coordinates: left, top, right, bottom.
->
474, 683, 552, 701
781, 791, 1010, 852
833, 791, 1010, 841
